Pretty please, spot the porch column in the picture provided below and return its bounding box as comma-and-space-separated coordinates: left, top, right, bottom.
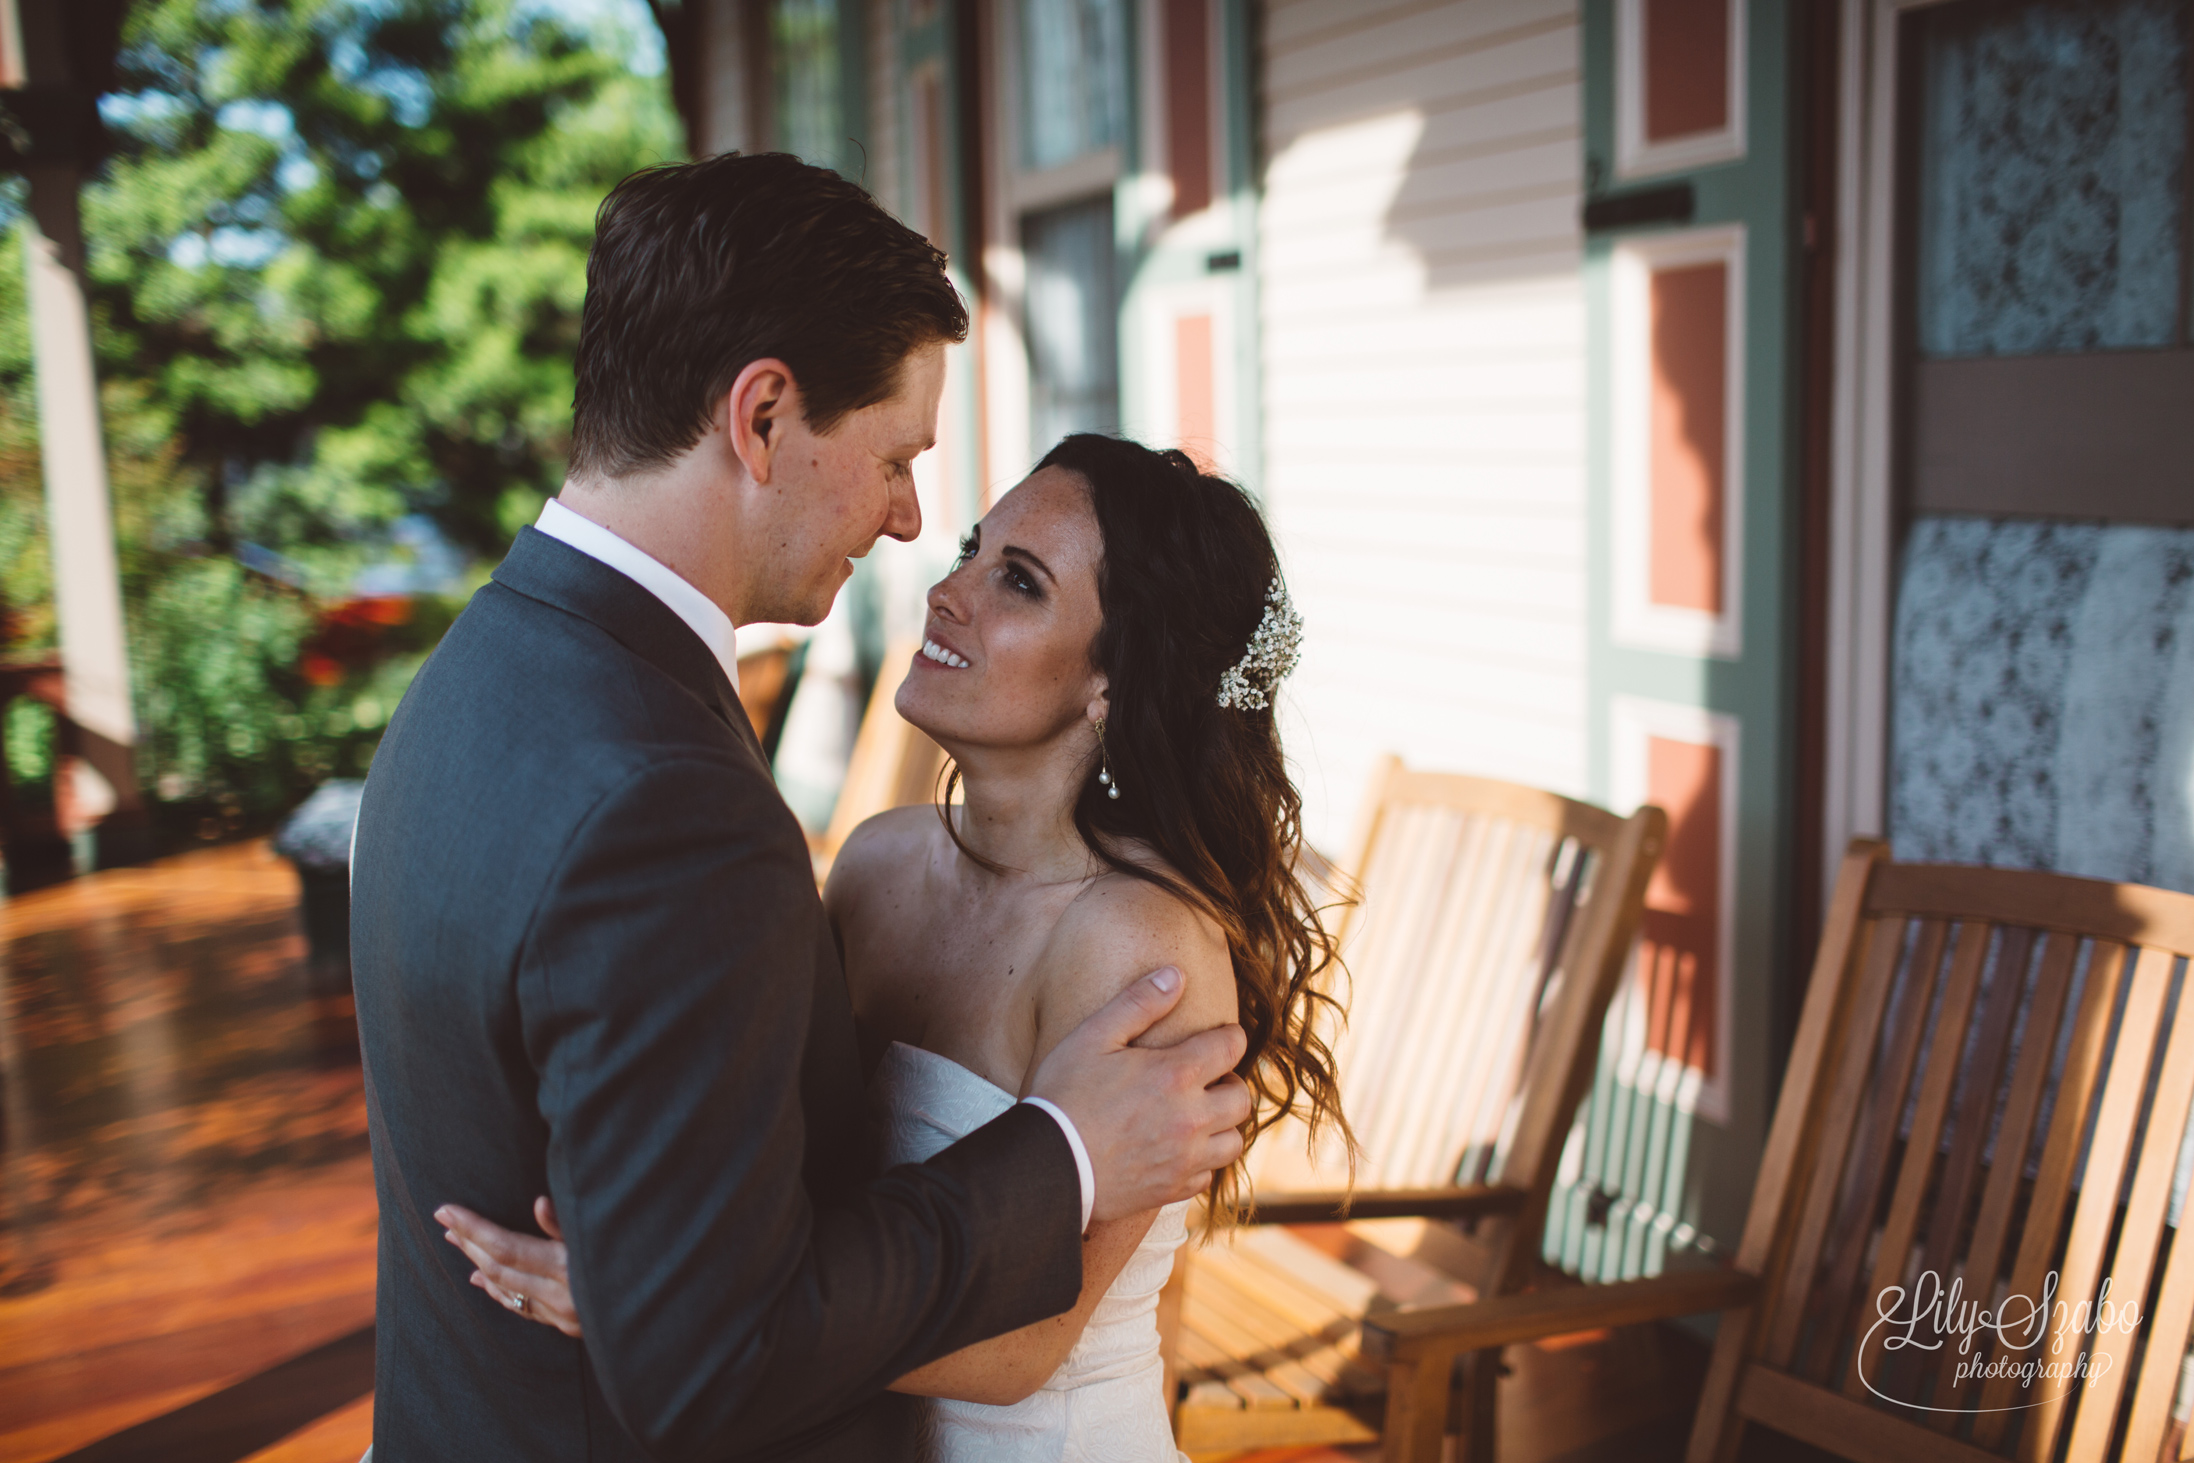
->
21, 165, 144, 858
3, 0, 147, 868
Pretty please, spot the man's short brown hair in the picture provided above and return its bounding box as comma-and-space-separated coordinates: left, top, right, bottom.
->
569, 152, 969, 480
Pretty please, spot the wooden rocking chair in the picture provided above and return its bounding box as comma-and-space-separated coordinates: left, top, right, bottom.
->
1165, 757, 1667, 1455
1364, 839, 2194, 1463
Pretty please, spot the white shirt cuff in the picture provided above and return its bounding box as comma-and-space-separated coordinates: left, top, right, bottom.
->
1019, 1097, 1095, 1232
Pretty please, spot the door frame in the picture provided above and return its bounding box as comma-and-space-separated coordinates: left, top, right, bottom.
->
1819, 0, 1955, 898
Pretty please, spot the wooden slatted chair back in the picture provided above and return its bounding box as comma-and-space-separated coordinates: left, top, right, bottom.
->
1167, 761, 1663, 1455
1248, 758, 1665, 1285
1692, 841, 2194, 1463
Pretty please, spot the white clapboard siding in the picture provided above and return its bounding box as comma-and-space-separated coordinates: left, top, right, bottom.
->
1260, 0, 1586, 848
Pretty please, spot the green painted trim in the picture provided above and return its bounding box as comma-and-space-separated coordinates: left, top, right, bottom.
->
1222, 0, 1263, 497
1565, 0, 1803, 1283
1114, 0, 1262, 491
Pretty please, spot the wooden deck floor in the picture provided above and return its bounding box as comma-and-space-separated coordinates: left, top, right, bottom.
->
0, 844, 374, 1463
0, 843, 1715, 1463
1187, 1303, 1714, 1463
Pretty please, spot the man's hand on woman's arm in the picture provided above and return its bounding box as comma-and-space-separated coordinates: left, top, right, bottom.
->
1028, 967, 1249, 1222
1025, 870, 1253, 1225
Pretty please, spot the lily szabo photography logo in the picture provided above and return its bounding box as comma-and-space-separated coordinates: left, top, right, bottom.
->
1859, 1269, 2141, 1411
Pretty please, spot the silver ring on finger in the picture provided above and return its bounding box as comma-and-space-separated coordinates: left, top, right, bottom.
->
503, 1287, 530, 1316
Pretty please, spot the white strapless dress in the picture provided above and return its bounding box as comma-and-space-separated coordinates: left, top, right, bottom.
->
868, 1041, 1192, 1463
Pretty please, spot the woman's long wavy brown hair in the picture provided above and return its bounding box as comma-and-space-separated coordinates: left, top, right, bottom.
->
944, 434, 1355, 1222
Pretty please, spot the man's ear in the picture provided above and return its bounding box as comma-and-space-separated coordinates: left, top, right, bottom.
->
724, 358, 798, 485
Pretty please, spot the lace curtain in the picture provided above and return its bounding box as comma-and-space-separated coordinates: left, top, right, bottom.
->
1891, 518, 2194, 895
1914, 0, 2189, 358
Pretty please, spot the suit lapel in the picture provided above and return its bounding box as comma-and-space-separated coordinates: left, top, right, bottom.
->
490, 527, 767, 765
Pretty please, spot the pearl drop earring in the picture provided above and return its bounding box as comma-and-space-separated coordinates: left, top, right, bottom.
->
1094, 717, 1120, 800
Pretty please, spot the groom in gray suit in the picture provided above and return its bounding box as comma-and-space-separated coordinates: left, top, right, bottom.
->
350, 153, 1251, 1462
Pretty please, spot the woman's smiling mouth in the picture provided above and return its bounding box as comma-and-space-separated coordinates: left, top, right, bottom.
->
919, 638, 970, 669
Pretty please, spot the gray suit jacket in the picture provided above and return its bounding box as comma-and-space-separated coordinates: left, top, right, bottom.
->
352, 528, 1082, 1461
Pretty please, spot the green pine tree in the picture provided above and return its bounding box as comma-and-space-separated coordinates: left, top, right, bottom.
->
0, 0, 680, 834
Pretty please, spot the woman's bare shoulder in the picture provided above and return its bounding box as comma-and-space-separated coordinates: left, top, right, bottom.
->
823, 805, 943, 914
1030, 860, 1237, 1057
842, 803, 941, 857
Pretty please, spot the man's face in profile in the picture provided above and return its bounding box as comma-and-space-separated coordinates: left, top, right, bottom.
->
748, 341, 946, 627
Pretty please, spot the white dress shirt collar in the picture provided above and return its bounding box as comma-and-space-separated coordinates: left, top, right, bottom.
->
534, 498, 740, 697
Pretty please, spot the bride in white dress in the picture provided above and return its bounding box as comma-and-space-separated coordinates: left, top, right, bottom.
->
444, 434, 1350, 1462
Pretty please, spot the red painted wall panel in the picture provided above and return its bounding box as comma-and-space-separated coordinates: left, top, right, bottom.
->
1638, 734, 1721, 1077
1175, 314, 1216, 465
1165, 0, 1213, 218
1648, 260, 1728, 615
1644, 0, 1730, 142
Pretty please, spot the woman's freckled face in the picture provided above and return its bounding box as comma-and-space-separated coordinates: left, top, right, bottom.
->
894, 466, 1106, 751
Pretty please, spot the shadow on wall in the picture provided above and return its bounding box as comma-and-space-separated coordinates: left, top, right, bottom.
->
1256, 0, 1594, 840
1263, 10, 1583, 295
1374, 40, 1585, 297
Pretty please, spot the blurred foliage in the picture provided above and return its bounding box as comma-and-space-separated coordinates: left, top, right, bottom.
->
0, 0, 679, 837
3, 697, 56, 801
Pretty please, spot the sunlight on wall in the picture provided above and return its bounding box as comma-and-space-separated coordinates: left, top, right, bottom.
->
1261, 85, 1589, 854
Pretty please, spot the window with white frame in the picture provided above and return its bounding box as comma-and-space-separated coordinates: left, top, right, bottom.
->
1018, 0, 1128, 171
1000, 0, 1129, 461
